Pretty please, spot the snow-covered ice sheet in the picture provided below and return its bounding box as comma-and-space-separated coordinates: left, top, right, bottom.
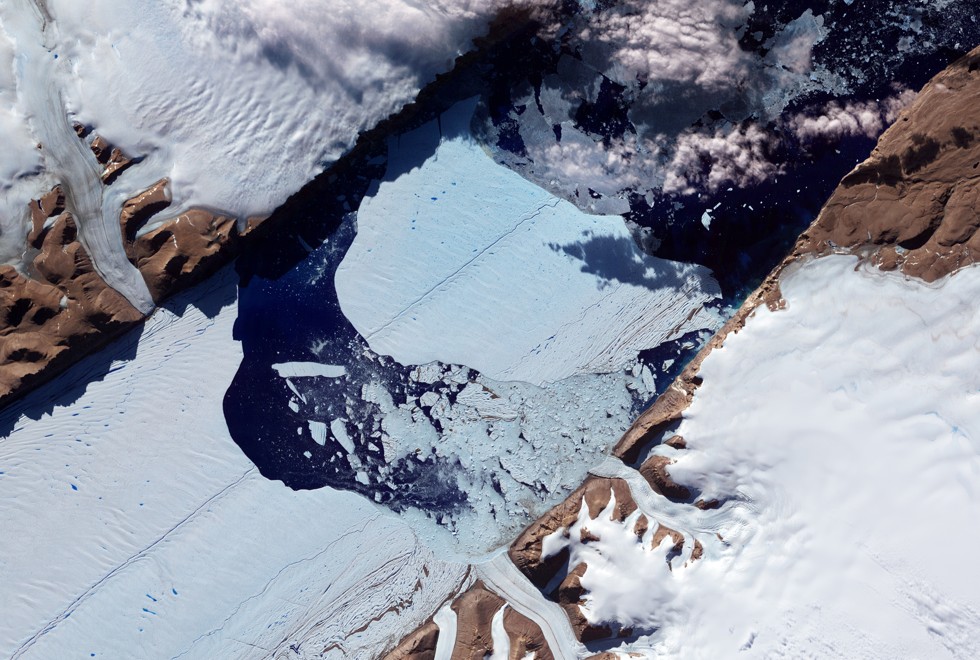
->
336, 100, 720, 385
0, 10, 44, 264
561, 256, 980, 657
0, 268, 465, 659
27, 0, 532, 224
0, 0, 534, 309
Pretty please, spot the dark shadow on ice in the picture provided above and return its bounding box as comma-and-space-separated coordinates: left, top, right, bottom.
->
550, 233, 697, 292
162, 264, 239, 319
0, 326, 141, 438
0, 265, 239, 438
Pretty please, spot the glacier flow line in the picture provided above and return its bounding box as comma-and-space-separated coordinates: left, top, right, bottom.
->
11, 468, 257, 659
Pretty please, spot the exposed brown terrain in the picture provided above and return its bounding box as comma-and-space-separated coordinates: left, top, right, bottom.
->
382, 580, 554, 660
0, 132, 257, 407
0, 189, 144, 401
489, 43, 980, 651
384, 621, 441, 660
508, 476, 698, 643
116, 176, 256, 304
800, 46, 980, 281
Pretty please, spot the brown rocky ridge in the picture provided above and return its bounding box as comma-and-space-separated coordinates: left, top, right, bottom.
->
799, 45, 980, 282
486, 42, 980, 653
383, 580, 554, 660
508, 477, 699, 643
0, 131, 259, 407
0, 190, 144, 401
115, 176, 259, 304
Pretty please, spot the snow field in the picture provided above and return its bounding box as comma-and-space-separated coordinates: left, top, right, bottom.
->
541, 256, 980, 658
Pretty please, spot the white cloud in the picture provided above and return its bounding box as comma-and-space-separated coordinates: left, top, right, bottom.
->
11, 0, 543, 228
663, 123, 781, 195
786, 87, 917, 143
583, 0, 752, 91
520, 125, 662, 212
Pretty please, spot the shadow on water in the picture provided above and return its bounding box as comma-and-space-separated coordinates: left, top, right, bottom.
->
224, 219, 469, 512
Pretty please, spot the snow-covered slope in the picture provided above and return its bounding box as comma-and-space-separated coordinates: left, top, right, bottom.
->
0, 268, 466, 659
7, 0, 539, 227
643, 256, 980, 656
518, 255, 980, 657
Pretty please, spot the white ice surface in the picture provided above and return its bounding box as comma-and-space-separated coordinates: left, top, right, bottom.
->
0, 268, 466, 659
35, 0, 531, 223
540, 490, 697, 634
561, 256, 980, 657
476, 552, 585, 660
336, 101, 720, 386
272, 361, 346, 378
489, 604, 510, 660
0, 11, 44, 265
0, 2, 153, 311
433, 602, 458, 660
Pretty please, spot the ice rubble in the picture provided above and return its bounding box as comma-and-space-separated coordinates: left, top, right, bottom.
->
304, 100, 721, 554
544, 257, 980, 657
0, 269, 466, 659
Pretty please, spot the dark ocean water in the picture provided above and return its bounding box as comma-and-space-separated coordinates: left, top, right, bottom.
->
224, 1, 980, 510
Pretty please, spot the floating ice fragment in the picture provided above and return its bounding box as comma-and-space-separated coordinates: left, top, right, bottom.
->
272, 362, 347, 378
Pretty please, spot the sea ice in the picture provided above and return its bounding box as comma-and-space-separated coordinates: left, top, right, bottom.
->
0, 268, 465, 659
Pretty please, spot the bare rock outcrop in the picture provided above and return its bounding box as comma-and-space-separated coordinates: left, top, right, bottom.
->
383, 581, 554, 660
638, 455, 691, 502
0, 193, 144, 401
0, 133, 261, 407
89, 135, 134, 183
508, 477, 698, 644
510, 477, 637, 589
800, 46, 980, 281
384, 620, 440, 660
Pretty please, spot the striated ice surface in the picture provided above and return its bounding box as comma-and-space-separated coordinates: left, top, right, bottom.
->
0, 2, 153, 310
336, 100, 720, 386
0, 269, 466, 659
